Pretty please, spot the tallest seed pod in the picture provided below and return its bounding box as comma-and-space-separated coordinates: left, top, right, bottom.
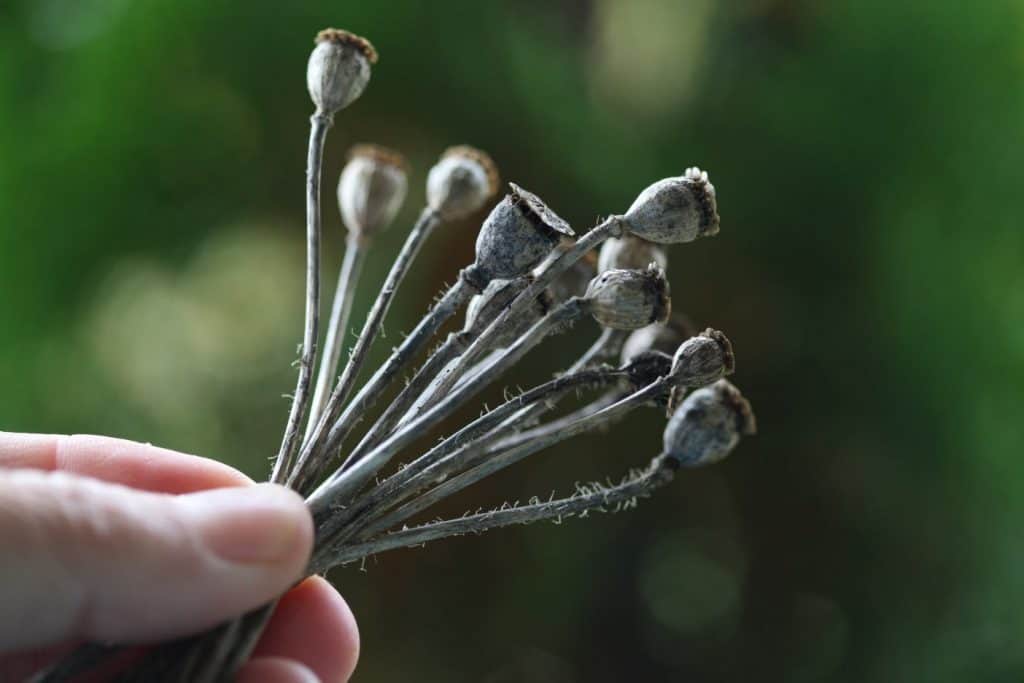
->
307, 28, 378, 115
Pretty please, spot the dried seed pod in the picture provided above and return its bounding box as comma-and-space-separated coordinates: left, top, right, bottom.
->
307, 29, 377, 115
620, 314, 696, 364
624, 167, 719, 244
597, 234, 668, 273
337, 144, 408, 240
427, 146, 499, 220
666, 328, 735, 411
464, 277, 549, 345
663, 379, 756, 467
672, 327, 734, 384
583, 265, 671, 330
473, 183, 574, 281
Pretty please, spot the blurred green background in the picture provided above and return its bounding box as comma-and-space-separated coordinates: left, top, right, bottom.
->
2, 0, 1023, 680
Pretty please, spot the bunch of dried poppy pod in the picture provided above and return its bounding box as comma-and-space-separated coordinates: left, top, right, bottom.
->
37, 28, 756, 683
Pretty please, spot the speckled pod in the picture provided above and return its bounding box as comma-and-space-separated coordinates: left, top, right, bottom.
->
464, 277, 548, 346
662, 379, 756, 467
337, 145, 408, 239
597, 234, 668, 273
473, 183, 574, 281
671, 329, 735, 388
619, 314, 695, 364
624, 167, 719, 244
307, 29, 376, 115
427, 146, 499, 220
583, 265, 671, 330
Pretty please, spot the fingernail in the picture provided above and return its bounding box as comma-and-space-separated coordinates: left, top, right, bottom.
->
183, 484, 311, 564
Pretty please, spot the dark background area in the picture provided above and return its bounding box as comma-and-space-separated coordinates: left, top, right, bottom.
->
2, 1, 1023, 681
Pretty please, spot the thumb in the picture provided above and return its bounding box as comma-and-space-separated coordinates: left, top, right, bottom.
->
0, 469, 312, 653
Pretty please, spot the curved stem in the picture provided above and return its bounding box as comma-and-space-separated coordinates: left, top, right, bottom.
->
270, 111, 331, 484
316, 453, 677, 570
307, 235, 368, 433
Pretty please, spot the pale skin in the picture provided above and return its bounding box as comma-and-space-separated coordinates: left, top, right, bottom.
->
0, 433, 359, 683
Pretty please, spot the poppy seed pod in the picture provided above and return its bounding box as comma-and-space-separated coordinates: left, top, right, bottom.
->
337, 144, 408, 240
427, 146, 499, 220
620, 314, 696, 365
663, 379, 756, 467
624, 167, 719, 244
583, 265, 671, 330
473, 183, 574, 282
307, 29, 377, 115
597, 234, 668, 273
671, 328, 735, 388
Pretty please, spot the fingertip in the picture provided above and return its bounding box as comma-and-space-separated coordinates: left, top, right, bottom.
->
254, 576, 359, 682
237, 657, 320, 683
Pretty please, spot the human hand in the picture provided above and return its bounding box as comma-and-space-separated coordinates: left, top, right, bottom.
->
0, 433, 359, 682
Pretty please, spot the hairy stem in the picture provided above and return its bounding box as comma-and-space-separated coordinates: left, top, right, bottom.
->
295, 275, 478, 493
308, 298, 587, 518
339, 380, 665, 550
316, 453, 677, 569
345, 330, 470, 464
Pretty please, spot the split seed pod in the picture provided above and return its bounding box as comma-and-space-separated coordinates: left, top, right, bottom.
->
337, 144, 408, 240
624, 167, 719, 244
427, 146, 499, 221
663, 379, 756, 467
597, 234, 668, 273
583, 265, 671, 330
307, 29, 377, 115
473, 183, 574, 281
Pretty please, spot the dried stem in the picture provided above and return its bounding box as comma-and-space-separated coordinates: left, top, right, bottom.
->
308, 298, 587, 516
270, 112, 331, 484
344, 274, 532, 467
316, 453, 678, 569
346, 329, 471, 463
335, 379, 666, 551
476, 327, 626, 445
288, 207, 443, 491
307, 234, 368, 432
295, 275, 479, 493
489, 388, 625, 452
315, 362, 638, 551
